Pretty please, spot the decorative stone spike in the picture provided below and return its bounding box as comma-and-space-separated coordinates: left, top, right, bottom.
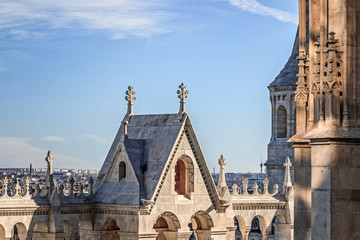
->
262, 178, 269, 194
25, 176, 31, 196
125, 86, 136, 118
217, 155, 227, 189
88, 177, 94, 196
231, 184, 239, 195
15, 178, 22, 197
34, 183, 40, 198
177, 83, 188, 114
252, 183, 259, 194
2, 176, 9, 197
273, 184, 279, 194
241, 178, 249, 194
45, 151, 54, 189
57, 184, 64, 198
68, 177, 75, 197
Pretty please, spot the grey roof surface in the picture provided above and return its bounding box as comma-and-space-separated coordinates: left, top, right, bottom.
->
268, 29, 299, 87
94, 114, 184, 205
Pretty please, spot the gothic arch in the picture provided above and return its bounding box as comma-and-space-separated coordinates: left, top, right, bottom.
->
153, 212, 181, 232
174, 154, 194, 196
11, 222, 27, 240
0, 224, 4, 240
190, 211, 214, 230
119, 161, 126, 181
277, 105, 287, 138
100, 217, 120, 240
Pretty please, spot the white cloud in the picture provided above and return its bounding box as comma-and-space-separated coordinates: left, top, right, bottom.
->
0, 137, 98, 169
42, 136, 64, 142
78, 134, 109, 146
228, 0, 297, 24
0, 0, 173, 39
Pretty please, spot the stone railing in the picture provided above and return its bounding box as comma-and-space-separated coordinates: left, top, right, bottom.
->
229, 178, 280, 196
0, 176, 94, 199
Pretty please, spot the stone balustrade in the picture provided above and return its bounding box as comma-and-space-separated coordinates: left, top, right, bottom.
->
229, 178, 281, 196
0, 176, 94, 199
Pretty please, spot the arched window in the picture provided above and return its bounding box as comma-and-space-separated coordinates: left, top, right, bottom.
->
174, 155, 194, 197
119, 162, 126, 181
175, 159, 186, 195
277, 105, 287, 138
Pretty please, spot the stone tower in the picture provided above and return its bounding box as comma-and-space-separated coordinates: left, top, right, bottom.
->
292, 0, 360, 239
265, 30, 298, 188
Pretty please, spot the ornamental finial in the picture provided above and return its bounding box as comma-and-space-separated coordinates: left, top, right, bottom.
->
125, 86, 136, 117
177, 83, 188, 114
45, 151, 54, 189
283, 156, 292, 188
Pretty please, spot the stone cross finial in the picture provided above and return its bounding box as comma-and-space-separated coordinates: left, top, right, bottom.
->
217, 155, 227, 190
125, 86, 136, 117
283, 157, 293, 188
45, 151, 54, 189
177, 83, 188, 114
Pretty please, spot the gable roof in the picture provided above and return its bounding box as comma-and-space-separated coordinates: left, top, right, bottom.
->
94, 114, 185, 205
94, 113, 226, 211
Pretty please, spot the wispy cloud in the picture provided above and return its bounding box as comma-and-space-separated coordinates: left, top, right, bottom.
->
78, 134, 109, 146
0, 137, 98, 169
0, 0, 173, 39
0, 57, 8, 72
228, 0, 297, 24
42, 136, 64, 142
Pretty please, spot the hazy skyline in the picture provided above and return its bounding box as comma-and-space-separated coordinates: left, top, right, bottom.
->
0, 0, 298, 172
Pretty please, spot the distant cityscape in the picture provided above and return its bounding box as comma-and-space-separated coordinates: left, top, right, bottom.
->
0, 165, 267, 194
0, 165, 99, 195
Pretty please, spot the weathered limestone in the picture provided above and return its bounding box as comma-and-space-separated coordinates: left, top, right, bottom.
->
292, 0, 360, 239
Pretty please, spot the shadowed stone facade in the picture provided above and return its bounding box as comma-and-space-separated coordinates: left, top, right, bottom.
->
292, 0, 360, 239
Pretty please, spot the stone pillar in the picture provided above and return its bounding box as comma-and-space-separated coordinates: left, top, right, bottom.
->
162, 231, 179, 240
293, 143, 311, 240
274, 223, 292, 240
194, 230, 211, 240
177, 231, 192, 240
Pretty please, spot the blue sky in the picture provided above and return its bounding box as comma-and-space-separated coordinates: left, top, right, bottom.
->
0, 0, 298, 172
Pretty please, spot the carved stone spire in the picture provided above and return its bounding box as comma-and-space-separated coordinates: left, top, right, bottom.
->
45, 151, 54, 189
283, 156, 293, 188
177, 83, 188, 114
217, 155, 227, 189
125, 86, 136, 118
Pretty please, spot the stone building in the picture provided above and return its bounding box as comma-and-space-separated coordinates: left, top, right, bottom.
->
0, 84, 294, 240
292, 0, 360, 239
265, 30, 298, 188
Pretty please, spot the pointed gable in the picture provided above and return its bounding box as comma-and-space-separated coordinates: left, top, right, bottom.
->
94, 112, 227, 211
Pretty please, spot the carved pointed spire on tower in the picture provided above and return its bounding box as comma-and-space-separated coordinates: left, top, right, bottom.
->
125, 86, 136, 118
45, 150, 54, 189
177, 83, 188, 114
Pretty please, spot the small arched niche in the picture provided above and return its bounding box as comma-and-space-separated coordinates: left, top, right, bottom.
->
174, 155, 194, 197
277, 105, 287, 138
119, 161, 126, 181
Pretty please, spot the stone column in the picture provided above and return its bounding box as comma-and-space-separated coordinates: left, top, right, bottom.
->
274, 223, 292, 240
293, 143, 311, 240
177, 231, 192, 240
194, 230, 211, 240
